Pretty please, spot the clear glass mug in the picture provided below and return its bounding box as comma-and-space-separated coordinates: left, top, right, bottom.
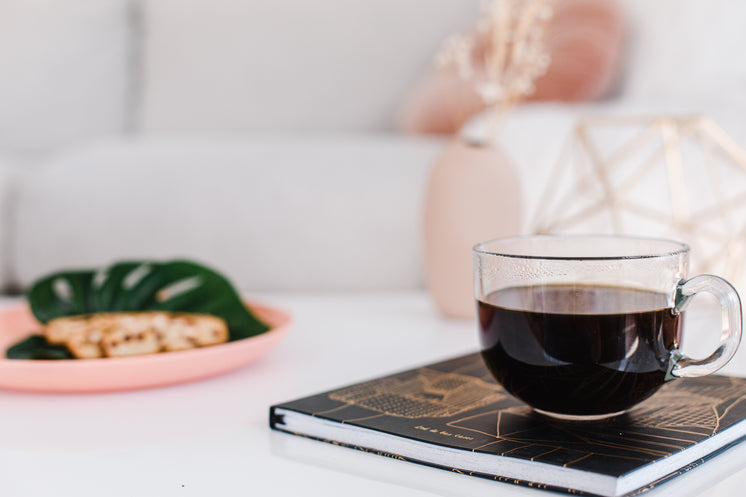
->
473, 235, 742, 420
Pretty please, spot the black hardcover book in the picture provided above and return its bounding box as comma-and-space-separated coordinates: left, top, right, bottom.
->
270, 353, 746, 497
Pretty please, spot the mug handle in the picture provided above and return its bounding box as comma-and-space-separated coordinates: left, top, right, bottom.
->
667, 275, 743, 379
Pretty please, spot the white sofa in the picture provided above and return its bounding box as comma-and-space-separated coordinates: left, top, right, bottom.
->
1, 0, 745, 293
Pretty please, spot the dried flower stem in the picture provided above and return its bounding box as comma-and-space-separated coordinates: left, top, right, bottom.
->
436, 0, 555, 145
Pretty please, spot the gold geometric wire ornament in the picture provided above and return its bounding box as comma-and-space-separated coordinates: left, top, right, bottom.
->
532, 116, 746, 290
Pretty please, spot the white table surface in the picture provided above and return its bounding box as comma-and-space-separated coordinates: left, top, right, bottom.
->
1, 291, 746, 497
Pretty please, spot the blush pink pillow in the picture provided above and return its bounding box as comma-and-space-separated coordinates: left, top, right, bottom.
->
399, 0, 625, 135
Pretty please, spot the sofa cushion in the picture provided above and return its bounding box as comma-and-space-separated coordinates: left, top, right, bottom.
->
11, 135, 442, 291
623, 0, 746, 106
0, 0, 131, 157
137, 0, 480, 134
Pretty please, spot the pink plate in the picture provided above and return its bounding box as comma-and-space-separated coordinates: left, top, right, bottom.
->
0, 302, 291, 393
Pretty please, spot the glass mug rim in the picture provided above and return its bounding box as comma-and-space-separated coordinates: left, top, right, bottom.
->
473, 234, 690, 261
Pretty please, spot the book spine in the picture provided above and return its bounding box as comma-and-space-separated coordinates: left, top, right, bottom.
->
269, 406, 285, 429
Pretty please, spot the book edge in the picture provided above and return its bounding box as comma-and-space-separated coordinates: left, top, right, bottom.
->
620, 434, 746, 497
271, 406, 746, 497
615, 420, 746, 495
271, 407, 617, 497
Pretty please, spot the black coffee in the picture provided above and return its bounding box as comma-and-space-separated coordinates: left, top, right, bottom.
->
478, 285, 682, 416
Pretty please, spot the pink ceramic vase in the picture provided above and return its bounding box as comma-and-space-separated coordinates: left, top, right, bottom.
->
424, 139, 522, 319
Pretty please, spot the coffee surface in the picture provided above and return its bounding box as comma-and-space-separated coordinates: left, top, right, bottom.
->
478, 285, 682, 416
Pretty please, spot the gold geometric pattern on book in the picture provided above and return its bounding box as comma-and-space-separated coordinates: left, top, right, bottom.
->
319, 359, 746, 460
329, 368, 505, 418
630, 390, 726, 431
443, 377, 746, 459
532, 116, 746, 286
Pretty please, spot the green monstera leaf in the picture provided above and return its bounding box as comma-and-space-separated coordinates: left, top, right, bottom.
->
28, 260, 270, 339
8, 260, 270, 360
6, 335, 74, 360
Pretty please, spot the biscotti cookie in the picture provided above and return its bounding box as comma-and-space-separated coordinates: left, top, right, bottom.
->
43, 312, 229, 359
